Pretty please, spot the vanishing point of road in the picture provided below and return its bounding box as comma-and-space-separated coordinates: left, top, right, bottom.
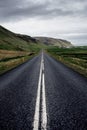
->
0, 52, 87, 130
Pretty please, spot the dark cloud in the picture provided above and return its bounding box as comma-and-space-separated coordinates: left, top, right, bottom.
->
0, 0, 87, 22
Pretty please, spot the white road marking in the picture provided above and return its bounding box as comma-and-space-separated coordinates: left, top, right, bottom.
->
33, 54, 43, 130
41, 58, 47, 130
33, 52, 47, 130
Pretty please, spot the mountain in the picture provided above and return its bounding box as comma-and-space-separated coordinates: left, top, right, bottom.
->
0, 25, 38, 51
0, 25, 72, 51
34, 37, 72, 48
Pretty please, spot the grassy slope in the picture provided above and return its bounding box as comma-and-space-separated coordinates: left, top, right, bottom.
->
0, 26, 44, 75
0, 25, 44, 52
46, 46, 87, 77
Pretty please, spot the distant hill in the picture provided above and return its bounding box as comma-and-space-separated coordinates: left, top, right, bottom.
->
34, 37, 72, 48
0, 25, 38, 51
0, 25, 73, 51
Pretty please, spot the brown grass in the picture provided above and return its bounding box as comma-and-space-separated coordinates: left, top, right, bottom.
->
0, 49, 30, 60
0, 49, 36, 75
0, 55, 34, 75
49, 54, 87, 77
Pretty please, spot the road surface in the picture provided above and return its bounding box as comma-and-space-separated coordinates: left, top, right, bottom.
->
0, 52, 87, 130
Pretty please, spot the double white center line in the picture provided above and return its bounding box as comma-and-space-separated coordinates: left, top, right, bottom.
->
33, 52, 47, 130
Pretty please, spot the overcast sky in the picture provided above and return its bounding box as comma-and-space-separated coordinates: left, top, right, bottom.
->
0, 0, 87, 46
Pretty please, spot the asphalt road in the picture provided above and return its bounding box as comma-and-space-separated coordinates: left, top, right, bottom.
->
0, 52, 87, 130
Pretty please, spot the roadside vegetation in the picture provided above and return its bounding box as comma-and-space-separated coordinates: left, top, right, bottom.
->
0, 47, 40, 75
0, 26, 47, 75
46, 46, 87, 77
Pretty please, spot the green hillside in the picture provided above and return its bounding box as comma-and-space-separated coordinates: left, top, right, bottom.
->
0, 25, 41, 51
0, 25, 42, 74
